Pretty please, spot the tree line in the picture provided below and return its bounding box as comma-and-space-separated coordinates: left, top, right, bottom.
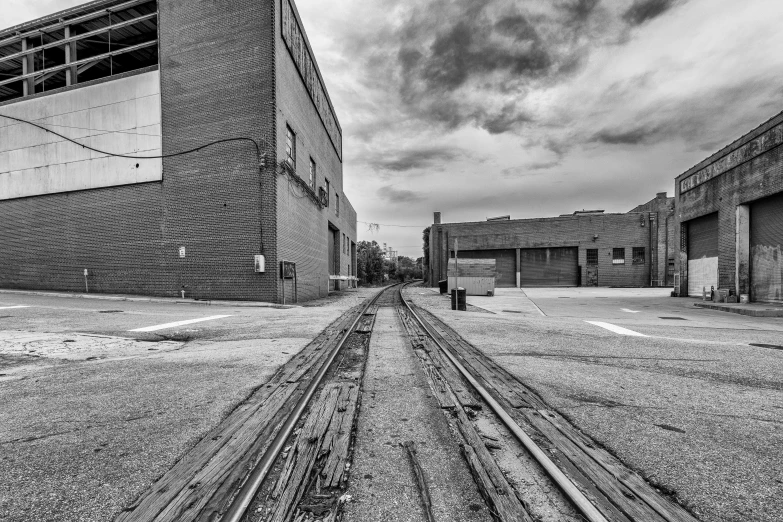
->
356, 240, 424, 285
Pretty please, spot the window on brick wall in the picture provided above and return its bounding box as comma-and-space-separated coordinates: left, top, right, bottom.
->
286, 125, 296, 169
613, 248, 625, 265
586, 249, 598, 266
308, 157, 316, 190
336, 193, 340, 216
632, 247, 645, 264
324, 179, 330, 207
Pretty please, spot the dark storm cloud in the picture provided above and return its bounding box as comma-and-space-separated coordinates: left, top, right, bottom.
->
404, 10, 550, 95
368, 146, 461, 172
481, 104, 534, 134
501, 160, 560, 177
590, 124, 661, 145
377, 185, 425, 204
622, 0, 677, 26
558, 0, 601, 23
389, 0, 602, 133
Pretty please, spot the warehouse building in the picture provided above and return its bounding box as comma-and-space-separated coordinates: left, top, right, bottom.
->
675, 111, 783, 303
429, 194, 676, 289
0, 0, 356, 302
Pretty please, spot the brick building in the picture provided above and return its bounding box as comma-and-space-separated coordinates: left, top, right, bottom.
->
674, 111, 783, 303
429, 196, 675, 289
0, 0, 356, 302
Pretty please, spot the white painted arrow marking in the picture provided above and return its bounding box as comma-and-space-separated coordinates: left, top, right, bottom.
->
621, 308, 641, 313
586, 321, 647, 337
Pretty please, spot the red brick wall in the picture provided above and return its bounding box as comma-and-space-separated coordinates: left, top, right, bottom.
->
430, 213, 654, 287
674, 111, 783, 296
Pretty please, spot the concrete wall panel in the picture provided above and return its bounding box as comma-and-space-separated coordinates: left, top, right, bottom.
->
0, 71, 162, 201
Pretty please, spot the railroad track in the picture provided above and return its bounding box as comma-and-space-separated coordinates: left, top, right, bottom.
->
117, 282, 700, 522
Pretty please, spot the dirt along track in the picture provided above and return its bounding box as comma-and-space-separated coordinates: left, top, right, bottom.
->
114, 282, 703, 522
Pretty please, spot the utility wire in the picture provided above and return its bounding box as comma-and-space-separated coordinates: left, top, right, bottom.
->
358, 220, 427, 228
0, 113, 266, 167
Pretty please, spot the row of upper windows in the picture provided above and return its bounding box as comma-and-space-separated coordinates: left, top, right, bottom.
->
286, 124, 340, 217
586, 248, 646, 266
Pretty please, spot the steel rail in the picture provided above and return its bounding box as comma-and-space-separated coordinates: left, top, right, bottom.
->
221, 284, 396, 522
398, 285, 610, 522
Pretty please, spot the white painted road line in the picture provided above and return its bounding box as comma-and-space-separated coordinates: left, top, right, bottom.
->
585, 321, 648, 337
0, 305, 30, 310
129, 315, 233, 332
621, 308, 641, 313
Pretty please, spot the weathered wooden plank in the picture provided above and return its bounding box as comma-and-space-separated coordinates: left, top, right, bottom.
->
539, 409, 701, 522
116, 383, 294, 521
321, 384, 360, 487
117, 303, 367, 521
158, 385, 296, 521
516, 409, 669, 522
402, 441, 436, 522
268, 384, 342, 522
408, 304, 635, 522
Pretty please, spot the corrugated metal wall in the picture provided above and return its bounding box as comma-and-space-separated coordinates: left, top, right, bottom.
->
520, 247, 578, 287
687, 213, 719, 296
456, 249, 516, 287
751, 192, 783, 302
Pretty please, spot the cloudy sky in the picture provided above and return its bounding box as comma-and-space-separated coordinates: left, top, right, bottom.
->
4, 1, 782, 258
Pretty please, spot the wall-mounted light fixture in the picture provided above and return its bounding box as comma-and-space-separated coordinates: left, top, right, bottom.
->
593, 234, 599, 241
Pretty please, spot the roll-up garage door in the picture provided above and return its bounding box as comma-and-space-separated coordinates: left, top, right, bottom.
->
457, 249, 516, 287
751, 192, 783, 302
687, 213, 718, 297
520, 247, 578, 287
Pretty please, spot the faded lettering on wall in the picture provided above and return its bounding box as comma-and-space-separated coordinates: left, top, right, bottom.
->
680, 122, 783, 193
281, 0, 342, 158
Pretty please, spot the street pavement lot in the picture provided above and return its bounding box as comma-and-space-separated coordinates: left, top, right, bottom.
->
0, 289, 375, 522
409, 286, 782, 522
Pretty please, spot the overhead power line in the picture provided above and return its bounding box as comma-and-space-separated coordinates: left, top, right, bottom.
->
0, 113, 267, 168
358, 220, 427, 228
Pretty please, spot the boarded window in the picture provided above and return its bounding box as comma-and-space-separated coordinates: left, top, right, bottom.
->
586, 249, 598, 266
613, 248, 625, 265
632, 247, 645, 264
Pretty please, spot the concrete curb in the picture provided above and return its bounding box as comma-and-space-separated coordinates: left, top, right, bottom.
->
693, 302, 783, 317
0, 288, 298, 308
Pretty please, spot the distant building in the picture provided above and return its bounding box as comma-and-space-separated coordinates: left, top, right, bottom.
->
0, 0, 356, 302
674, 111, 783, 303
429, 195, 675, 288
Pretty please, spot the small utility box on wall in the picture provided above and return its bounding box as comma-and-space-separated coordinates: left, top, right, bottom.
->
254, 255, 265, 273
447, 259, 496, 296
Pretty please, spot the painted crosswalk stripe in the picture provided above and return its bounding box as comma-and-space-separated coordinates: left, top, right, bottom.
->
621, 308, 640, 313
129, 315, 232, 332
0, 305, 30, 310
585, 321, 647, 337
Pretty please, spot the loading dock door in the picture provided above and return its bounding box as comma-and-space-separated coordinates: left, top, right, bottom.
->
520, 247, 578, 287
687, 213, 719, 297
751, 192, 783, 302
457, 249, 516, 287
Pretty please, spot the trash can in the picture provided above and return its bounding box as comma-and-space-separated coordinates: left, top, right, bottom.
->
451, 287, 466, 311
438, 279, 448, 294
